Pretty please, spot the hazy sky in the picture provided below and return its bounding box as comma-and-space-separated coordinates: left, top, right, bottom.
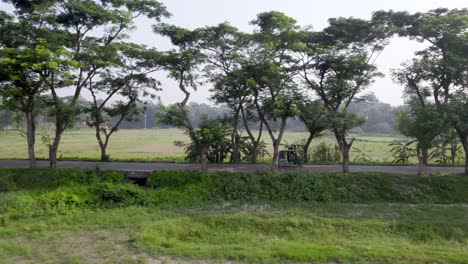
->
127, 0, 466, 106
2, 0, 466, 106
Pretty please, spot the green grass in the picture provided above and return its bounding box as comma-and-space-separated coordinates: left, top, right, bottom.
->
0, 128, 405, 163
0, 204, 467, 263
0, 168, 467, 263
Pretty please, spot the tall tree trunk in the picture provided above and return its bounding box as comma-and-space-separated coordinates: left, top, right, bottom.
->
455, 129, 468, 176
303, 134, 314, 164
269, 117, 288, 169
334, 130, 353, 173
200, 145, 208, 172
272, 139, 280, 169
342, 147, 350, 173
464, 151, 468, 176
231, 105, 241, 164
450, 142, 457, 166
421, 148, 429, 166
240, 105, 263, 164
460, 136, 468, 176
417, 148, 427, 175
251, 142, 259, 164
94, 125, 109, 161
25, 111, 36, 168
49, 121, 65, 168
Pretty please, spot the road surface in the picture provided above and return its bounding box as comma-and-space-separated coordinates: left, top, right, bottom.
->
0, 160, 464, 174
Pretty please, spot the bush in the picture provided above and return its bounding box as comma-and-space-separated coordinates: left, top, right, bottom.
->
0, 168, 124, 191
147, 170, 202, 188
147, 170, 468, 204
92, 183, 149, 207
311, 142, 341, 163
0, 185, 93, 220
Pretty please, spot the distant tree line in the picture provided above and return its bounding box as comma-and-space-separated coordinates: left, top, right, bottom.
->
0, 98, 398, 134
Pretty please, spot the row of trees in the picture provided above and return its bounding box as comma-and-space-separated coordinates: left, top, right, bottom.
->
0, 0, 170, 168
153, 9, 467, 173
390, 8, 467, 174
0, 1, 466, 174
0, 98, 398, 134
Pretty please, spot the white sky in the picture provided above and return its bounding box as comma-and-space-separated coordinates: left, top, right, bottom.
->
2, 0, 466, 106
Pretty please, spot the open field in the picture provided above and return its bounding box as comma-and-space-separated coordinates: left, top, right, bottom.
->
0, 168, 467, 263
0, 129, 403, 163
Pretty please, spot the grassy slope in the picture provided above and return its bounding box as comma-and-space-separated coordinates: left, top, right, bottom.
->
0, 205, 467, 263
0, 129, 403, 163
0, 168, 467, 263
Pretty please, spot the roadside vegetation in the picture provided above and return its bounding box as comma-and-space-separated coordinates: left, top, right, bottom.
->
0, 168, 467, 263
1, 3, 465, 173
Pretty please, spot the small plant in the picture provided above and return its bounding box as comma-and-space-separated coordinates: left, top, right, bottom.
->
389, 140, 416, 165
310, 142, 341, 163
352, 145, 373, 163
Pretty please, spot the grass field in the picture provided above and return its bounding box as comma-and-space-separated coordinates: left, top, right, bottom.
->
0, 168, 467, 263
0, 129, 402, 163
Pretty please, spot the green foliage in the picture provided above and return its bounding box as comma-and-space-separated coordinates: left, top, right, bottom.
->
146, 170, 203, 189
395, 104, 446, 151
310, 142, 341, 163
389, 140, 416, 164
1, 168, 468, 263
172, 117, 232, 163
0, 168, 123, 192
352, 145, 373, 162
147, 170, 468, 204
92, 183, 149, 207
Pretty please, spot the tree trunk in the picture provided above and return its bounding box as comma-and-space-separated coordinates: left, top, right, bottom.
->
464, 151, 468, 176
272, 139, 280, 169
461, 136, 468, 176
231, 106, 241, 164
25, 111, 36, 168
417, 148, 427, 175
200, 145, 208, 172
94, 126, 110, 161
455, 130, 468, 176
450, 142, 457, 166
269, 117, 287, 169
240, 105, 263, 164
334, 131, 353, 173
303, 134, 314, 164
341, 146, 350, 173
251, 142, 259, 164
49, 121, 65, 168
421, 148, 429, 166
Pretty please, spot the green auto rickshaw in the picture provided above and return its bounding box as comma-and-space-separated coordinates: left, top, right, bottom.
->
278, 149, 301, 167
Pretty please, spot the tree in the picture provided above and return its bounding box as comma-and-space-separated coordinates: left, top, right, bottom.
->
212, 67, 265, 163
0, 3, 74, 168
5, 0, 170, 168
247, 11, 302, 168
296, 98, 328, 163
0, 30, 72, 167
449, 90, 468, 172
86, 44, 162, 161
381, 8, 468, 174
154, 24, 213, 171
395, 104, 445, 174
298, 17, 389, 172
199, 23, 252, 164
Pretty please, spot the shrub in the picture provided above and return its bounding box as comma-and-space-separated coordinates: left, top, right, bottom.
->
311, 142, 341, 163
0, 168, 124, 191
92, 183, 149, 207
147, 171, 468, 204
147, 170, 203, 188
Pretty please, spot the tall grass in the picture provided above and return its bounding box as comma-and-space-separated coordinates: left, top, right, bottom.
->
0, 168, 467, 263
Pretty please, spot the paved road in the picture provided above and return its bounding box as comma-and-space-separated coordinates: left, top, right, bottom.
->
0, 160, 464, 174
